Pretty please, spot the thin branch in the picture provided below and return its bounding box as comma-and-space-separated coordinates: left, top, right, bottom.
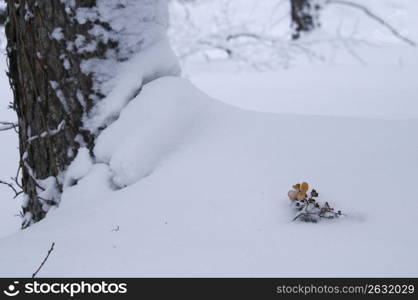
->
326, 0, 416, 46
293, 212, 317, 222
0, 179, 22, 199
13, 165, 23, 189
32, 242, 55, 278
0, 121, 18, 132
293, 211, 341, 222
226, 32, 261, 41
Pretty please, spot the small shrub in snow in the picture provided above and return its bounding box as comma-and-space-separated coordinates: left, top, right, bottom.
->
288, 182, 342, 222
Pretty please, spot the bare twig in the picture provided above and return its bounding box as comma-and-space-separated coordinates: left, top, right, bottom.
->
0, 121, 18, 132
326, 0, 416, 46
13, 165, 23, 189
292, 211, 342, 222
32, 242, 55, 278
111, 225, 120, 232
226, 32, 261, 41
293, 212, 318, 222
0, 179, 22, 199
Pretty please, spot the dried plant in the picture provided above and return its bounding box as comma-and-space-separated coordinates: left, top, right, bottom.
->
288, 182, 342, 222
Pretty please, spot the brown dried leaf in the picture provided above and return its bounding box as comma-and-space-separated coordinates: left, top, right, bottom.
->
300, 182, 309, 193
292, 183, 301, 190
296, 191, 306, 201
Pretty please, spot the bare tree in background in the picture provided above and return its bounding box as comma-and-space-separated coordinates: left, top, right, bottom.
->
290, 0, 322, 39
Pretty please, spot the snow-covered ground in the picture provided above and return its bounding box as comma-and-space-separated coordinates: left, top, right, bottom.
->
1, 72, 417, 277
191, 63, 418, 120
0, 1, 418, 277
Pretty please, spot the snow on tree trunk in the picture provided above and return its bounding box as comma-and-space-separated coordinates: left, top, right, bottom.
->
5, 0, 176, 228
290, 0, 322, 40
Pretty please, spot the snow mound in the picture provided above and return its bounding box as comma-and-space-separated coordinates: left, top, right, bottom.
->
85, 38, 181, 132
94, 76, 224, 187
63, 147, 93, 188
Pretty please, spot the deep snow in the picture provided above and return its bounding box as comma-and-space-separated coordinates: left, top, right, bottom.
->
0, 73, 417, 276
190, 63, 418, 120
0, 0, 418, 277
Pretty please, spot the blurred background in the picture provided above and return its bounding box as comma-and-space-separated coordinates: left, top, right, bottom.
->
167, 0, 418, 74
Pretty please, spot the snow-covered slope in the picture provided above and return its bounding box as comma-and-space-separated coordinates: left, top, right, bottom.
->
0, 74, 417, 277
190, 64, 418, 120
1, 0, 418, 277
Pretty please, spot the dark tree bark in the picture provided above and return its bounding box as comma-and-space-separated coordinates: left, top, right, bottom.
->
290, 0, 322, 39
5, 0, 114, 227
0, 7, 6, 25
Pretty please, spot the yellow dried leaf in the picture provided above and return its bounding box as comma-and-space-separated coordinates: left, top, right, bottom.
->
296, 191, 306, 201
300, 182, 309, 193
292, 183, 301, 190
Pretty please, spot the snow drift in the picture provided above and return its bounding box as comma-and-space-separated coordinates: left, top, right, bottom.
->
94, 77, 220, 187
0, 74, 417, 277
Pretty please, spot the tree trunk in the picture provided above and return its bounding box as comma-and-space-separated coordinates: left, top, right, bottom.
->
290, 0, 322, 39
0, 6, 6, 25
5, 0, 113, 227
